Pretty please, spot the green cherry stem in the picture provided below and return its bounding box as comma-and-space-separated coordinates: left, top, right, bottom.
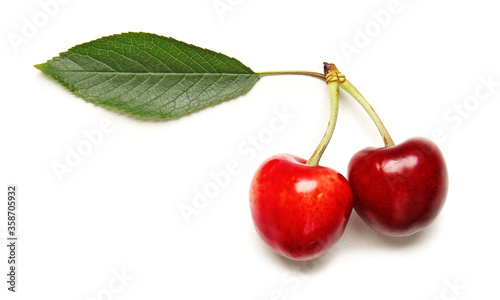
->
258, 65, 394, 148
339, 80, 395, 147
258, 70, 325, 80
306, 64, 341, 166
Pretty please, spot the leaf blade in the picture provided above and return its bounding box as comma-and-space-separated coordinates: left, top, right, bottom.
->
35, 32, 260, 118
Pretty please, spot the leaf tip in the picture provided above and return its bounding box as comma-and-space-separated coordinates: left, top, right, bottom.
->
34, 62, 47, 72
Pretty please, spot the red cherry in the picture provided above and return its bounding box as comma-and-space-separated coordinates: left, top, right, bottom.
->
250, 154, 353, 261
348, 137, 448, 237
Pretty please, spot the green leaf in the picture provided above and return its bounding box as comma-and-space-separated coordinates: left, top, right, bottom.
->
35, 32, 261, 119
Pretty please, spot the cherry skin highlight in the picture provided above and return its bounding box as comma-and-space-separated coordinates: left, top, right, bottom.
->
348, 137, 448, 237
250, 154, 353, 261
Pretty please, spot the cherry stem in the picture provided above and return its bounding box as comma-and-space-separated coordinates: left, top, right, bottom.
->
258, 70, 325, 80
258, 66, 394, 148
339, 80, 395, 147
306, 64, 341, 166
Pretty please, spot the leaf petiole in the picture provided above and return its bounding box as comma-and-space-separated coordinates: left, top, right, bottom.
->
258, 70, 325, 80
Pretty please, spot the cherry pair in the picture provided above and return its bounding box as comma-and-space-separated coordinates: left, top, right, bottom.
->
249, 64, 448, 261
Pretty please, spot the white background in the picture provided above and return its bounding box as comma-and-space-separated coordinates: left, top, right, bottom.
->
1, 0, 499, 299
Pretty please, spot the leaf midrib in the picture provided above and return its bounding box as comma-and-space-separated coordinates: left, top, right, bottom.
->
39, 70, 259, 76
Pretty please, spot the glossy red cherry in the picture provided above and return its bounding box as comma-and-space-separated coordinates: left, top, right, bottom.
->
250, 154, 353, 261
348, 137, 448, 237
